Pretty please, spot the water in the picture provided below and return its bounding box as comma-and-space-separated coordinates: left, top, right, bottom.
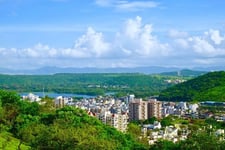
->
20, 92, 96, 98
20, 92, 115, 99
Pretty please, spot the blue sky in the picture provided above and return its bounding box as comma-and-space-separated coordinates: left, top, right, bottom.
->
0, 0, 225, 69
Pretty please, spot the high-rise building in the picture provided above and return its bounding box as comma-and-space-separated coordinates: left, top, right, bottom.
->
129, 99, 162, 121
148, 99, 162, 119
129, 99, 148, 121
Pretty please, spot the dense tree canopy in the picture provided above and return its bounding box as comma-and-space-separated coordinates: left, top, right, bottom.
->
0, 73, 181, 98
159, 71, 225, 102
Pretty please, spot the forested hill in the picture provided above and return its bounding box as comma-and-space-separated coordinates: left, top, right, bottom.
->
159, 71, 225, 102
0, 73, 178, 97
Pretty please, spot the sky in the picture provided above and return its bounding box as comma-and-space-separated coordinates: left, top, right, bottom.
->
0, 0, 225, 69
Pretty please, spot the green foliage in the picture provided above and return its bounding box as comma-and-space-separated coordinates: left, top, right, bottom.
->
143, 117, 157, 124
15, 106, 147, 149
0, 73, 176, 98
18, 101, 40, 116
0, 132, 30, 150
179, 131, 224, 150
127, 123, 142, 138
159, 71, 225, 102
0, 90, 148, 149
0, 90, 20, 106
160, 116, 173, 127
150, 130, 225, 150
150, 140, 179, 150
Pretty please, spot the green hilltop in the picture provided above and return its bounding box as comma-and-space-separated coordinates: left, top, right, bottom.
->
159, 71, 225, 102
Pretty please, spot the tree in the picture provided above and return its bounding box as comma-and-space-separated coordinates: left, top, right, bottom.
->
179, 131, 221, 150
0, 90, 20, 106
150, 140, 179, 150
18, 101, 40, 116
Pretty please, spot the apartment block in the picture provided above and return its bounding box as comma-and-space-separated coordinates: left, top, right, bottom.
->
129, 99, 148, 121
129, 99, 162, 121
148, 99, 162, 119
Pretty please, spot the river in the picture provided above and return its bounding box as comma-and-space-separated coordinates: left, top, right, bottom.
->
20, 92, 96, 98
20, 92, 115, 98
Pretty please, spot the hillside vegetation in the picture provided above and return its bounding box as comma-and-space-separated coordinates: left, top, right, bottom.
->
0, 73, 181, 97
0, 132, 30, 150
0, 90, 147, 149
159, 71, 225, 102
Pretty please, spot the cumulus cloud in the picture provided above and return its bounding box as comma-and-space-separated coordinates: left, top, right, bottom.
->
172, 29, 225, 59
72, 27, 110, 57
116, 16, 170, 57
0, 27, 110, 60
0, 43, 58, 58
1, 16, 225, 69
95, 0, 159, 11
207, 29, 224, 45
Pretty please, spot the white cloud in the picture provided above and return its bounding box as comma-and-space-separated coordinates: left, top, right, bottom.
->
208, 29, 224, 45
116, 16, 170, 57
1, 16, 225, 69
95, 0, 159, 11
171, 29, 225, 59
190, 36, 216, 56
0, 28, 110, 60
72, 27, 110, 57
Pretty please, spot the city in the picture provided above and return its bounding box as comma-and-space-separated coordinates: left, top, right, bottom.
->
22, 92, 225, 145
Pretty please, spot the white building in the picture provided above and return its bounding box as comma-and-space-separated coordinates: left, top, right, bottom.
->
22, 93, 41, 102
98, 111, 128, 132
189, 104, 199, 113
54, 96, 73, 108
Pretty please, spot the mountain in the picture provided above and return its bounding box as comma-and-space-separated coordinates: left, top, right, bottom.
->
160, 69, 207, 77
194, 66, 225, 72
0, 66, 182, 75
0, 66, 224, 75
159, 71, 225, 102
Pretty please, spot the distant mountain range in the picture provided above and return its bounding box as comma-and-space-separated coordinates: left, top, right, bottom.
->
160, 69, 207, 77
0, 66, 225, 75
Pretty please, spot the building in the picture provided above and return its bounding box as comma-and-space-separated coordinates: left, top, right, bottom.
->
54, 96, 73, 108
98, 111, 128, 132
129, 99, 148, 121
129, 99, 162, 121
148, 99, 162, 119
106, 113, 128, 132
22, 93, 41, 102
